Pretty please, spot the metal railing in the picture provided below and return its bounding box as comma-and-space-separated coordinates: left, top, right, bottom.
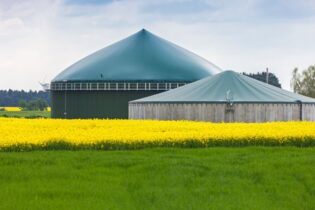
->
50, 82, 187, 91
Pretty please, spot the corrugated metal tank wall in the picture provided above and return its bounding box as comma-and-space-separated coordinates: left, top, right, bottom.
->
128, 103, 315, 122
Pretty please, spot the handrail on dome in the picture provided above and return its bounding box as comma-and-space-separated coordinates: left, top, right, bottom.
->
50, 82, 187, 91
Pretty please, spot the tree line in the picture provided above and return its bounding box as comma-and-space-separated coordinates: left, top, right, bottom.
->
19, 99, 49, 111
243, 72, 281, 88
0, 90, 50, 107
243, 65, 315, 99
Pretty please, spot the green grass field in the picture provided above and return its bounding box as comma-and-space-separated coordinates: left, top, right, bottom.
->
0, 110, 50, 118
0, 147, 314, 210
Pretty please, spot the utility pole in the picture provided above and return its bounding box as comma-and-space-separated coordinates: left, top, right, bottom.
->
266, 68, 269, 84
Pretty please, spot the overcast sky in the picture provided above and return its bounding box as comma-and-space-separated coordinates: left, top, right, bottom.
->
1, 0, 315, 91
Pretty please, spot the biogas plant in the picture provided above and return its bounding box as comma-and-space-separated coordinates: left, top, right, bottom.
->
51, 29, 315, 122
50, 29, 221, 119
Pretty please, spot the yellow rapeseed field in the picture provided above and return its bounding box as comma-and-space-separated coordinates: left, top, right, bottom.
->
0, 107, 51, 112
0, 107, 22, 111
0, 118, 314, 150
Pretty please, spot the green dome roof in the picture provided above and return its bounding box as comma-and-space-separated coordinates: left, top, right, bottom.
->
132, 70, 315, 103
52, 29, 221, 82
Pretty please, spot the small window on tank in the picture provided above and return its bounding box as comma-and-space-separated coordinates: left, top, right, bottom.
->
159, 83, 166, 89
130, 83, 137, 90
91, 83, 97, 90
151, 83, 157, 89
110, 83, 116, 89
138, 83, 145, 90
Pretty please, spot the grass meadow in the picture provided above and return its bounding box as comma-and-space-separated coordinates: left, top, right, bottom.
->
0, 110, 50, 118
0, 147, 314, 210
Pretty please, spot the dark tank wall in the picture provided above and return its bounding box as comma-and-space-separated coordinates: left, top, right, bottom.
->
51, 90, 164, 119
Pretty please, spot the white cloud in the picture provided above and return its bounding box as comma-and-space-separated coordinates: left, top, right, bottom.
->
0, 0, 315, 90
0, 17, 24, 31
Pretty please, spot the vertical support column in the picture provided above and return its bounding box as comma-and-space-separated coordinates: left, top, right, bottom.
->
63, 80, 68, 119
296, 101, 303, 121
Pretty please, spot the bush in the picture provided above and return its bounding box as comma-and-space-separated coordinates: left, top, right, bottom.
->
19, 99, 49, 111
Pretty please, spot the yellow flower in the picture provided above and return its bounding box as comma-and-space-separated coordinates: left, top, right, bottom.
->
0, 118, 314, 150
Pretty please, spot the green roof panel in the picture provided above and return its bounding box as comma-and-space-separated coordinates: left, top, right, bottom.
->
132, 70, 315, 103
53, 29, 221, 82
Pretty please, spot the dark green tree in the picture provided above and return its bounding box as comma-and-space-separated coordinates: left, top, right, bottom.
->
37, 99, 49, 111
19, 99, 49, 111
19, 100, 27, 110
243, 72, 281, 88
